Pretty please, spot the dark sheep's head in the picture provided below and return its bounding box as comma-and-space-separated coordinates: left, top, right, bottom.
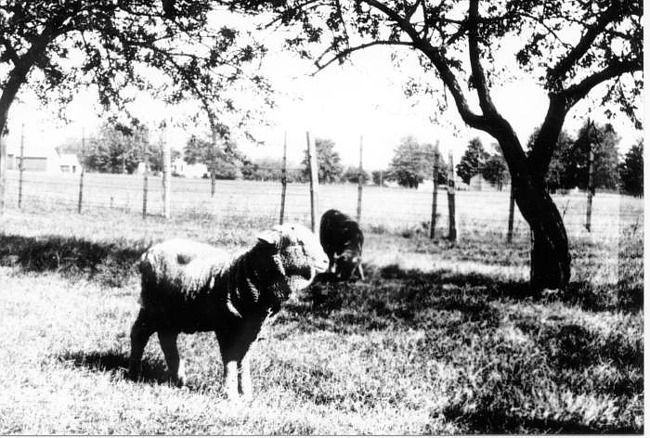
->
331, 249, 362, 281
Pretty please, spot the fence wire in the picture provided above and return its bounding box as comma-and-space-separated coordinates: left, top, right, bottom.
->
2, 170, 643, 242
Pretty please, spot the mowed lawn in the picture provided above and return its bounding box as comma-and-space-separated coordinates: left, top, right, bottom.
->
0, 189, 643, 434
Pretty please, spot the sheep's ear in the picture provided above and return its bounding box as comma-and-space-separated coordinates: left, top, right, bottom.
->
257, 229, 280, 246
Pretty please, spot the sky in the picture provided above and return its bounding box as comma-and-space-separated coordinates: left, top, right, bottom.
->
4, 14, 642, 171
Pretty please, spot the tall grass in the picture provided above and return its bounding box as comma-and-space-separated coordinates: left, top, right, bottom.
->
0, 194, 643, 434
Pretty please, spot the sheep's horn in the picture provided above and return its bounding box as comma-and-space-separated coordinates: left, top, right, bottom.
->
226, 300, 242, 318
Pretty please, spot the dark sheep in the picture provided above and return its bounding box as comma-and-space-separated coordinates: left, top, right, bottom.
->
128, 223, 329, 400
319, 209, 365, 281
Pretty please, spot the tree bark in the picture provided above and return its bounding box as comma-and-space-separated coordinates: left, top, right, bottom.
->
497, 129, 571, 291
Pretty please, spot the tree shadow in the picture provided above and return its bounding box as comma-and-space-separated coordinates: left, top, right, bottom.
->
443, 408, 640, 434
0, 233, 144, 287
58, 350, 169, 385
284, 263, 641, 336
369, 264, 642, 313
284, 265, 510, 333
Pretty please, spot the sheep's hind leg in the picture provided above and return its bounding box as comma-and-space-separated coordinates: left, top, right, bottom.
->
129, 309, 156, 381
158, 329, 186, 386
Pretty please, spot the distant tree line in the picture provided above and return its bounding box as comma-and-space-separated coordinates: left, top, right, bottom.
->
68, 120, 642, 196
528, 121, 643, 196
373, 121, 642, 196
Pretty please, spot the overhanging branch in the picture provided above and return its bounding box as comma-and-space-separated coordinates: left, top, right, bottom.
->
467, 0, 497, 116
314, 40, 412, 70
564, 58, 642, 105
547, 1, 619, 81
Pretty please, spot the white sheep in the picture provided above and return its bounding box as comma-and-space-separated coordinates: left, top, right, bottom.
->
128, 223, 329, 400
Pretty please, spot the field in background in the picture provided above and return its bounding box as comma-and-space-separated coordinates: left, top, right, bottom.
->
3, 170, 641, 238
0, 174, 643, 434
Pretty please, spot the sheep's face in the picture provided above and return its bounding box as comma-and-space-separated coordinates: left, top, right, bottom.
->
257, 223, 329, 295
332, 249, 361, 280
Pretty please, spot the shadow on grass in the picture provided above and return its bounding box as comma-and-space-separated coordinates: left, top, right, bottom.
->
442, 408, 639, 434
283, 265, 512, 334
58, 350, 169, 385
0, 234, 145, 287
312, 263, 640, 313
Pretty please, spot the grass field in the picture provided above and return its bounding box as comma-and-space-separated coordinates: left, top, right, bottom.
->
0, 175, 643, 434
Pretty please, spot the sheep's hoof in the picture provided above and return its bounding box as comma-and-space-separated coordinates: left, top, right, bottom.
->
169, 374, 186, 387
224, 389, 242, 401
239, 392, 253, 402
127, 366, 142, 382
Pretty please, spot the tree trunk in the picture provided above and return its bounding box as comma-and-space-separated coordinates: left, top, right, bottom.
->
498, 132, 571, 292
521, 184, 571, 291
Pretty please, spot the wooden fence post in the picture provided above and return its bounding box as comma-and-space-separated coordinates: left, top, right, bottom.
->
162, 121, 171, 219
18, 123, 24, 208
210, 126, 216, 197
430, 143, 440, 239
77, 128, 85, 214
447, 150, 457, 242
507, 184, 515, 243
0, 131, 5, 216
356, 135, 363, 223
142, 141, 149, 219
585, 142, 595, 232
306, 132, 319, 233
279, 131, 288, 224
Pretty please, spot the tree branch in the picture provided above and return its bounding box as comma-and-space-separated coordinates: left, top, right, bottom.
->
528, 94, 569, 180
0, 35, 20, 65
518, 12, 572, 50
563, 58, 642, 105
467, 0, 497, 116
0, 23, 57, 126
363, 0, 490, 131
314, 40, 412, 70
547, 1, 619, 81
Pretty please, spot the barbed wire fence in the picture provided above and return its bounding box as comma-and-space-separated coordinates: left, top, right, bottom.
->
0, 129, 643, 244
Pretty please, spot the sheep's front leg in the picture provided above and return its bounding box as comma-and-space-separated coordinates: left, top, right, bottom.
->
218, 333, 256, 400
158, 329, 186, 386
223, 359, 239, 400
238, 354, 252, 399
129, 309, 156, 381
220, 347, 249, 400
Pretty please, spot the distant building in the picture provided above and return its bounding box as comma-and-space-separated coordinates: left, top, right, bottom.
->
416, 177, 469, 191
171, 159, 209, 178
58, 154, 80, 174
7, 146, 79, 174
469, 174, 510, 191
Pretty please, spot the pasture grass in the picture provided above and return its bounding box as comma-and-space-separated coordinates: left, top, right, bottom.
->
0, 197, 643, 434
